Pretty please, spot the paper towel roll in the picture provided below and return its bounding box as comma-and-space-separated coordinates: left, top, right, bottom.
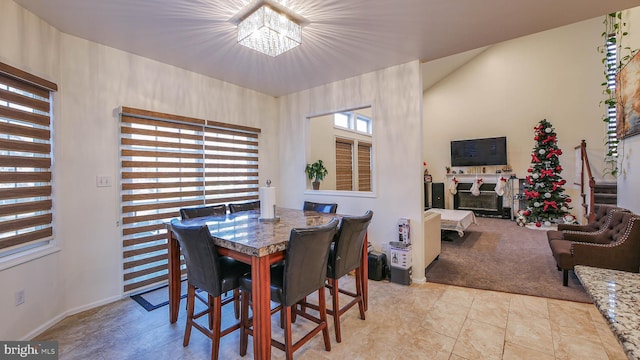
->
259, 187, 276, 219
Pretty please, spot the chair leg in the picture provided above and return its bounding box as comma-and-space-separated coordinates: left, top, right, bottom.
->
283, 306, 294, 360
239, 291, 250, 357
208, 294, 214, 330
233, 289, 240, 319
355, 268, 366, 320
562, 269, 568, 287
318, 286, 331, 351
210, 296, 222, 360
184, 285, 196, 346
332, 277, 342, 343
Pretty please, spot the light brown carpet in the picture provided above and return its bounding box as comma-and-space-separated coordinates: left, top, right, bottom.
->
425, 216, 592, 303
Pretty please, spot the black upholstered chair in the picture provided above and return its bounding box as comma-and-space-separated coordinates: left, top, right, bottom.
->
304, 211, 374, 342
169, 220, 250, 360
228, 200, 260, 214
180, 204, 227, 219
239, 218, 339, 359
303, 201, 338, 214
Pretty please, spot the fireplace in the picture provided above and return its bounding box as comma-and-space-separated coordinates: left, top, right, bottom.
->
454, 182, 504, 217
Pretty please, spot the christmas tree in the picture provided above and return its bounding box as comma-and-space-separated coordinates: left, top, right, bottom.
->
523, 119, 572, 227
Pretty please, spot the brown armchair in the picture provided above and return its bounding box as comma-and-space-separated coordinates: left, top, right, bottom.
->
546, 205, 629, 243
549, 211, 640, 286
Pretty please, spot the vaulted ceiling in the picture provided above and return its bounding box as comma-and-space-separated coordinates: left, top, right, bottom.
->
13, 0, 639, 96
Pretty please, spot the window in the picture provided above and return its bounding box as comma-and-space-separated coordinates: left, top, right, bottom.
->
335, 138, 353, 190
605, 36, 618, 157
120, 107, 260, 293
357, 142, 372, 191
334, 111, 372, 135
0, 62, 57, 260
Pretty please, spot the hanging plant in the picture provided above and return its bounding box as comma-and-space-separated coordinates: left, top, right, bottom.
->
597, 12, 638, 177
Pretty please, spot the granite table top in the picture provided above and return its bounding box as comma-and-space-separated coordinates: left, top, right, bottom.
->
173, 207, 340, 257
574, 265, 640, 360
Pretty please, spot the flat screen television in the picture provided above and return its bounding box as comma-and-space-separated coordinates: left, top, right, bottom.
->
450, 136, 507, 166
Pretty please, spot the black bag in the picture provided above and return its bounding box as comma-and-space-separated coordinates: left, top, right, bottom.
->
368, 251, 388, 281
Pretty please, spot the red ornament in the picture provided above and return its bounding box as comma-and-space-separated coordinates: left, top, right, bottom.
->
566, 198, 572, 203
534, 136, 539, 141
524, 210, 531, 216
527, 168, 533, 173
535, 222, 541, 227
556, 166, 563, 172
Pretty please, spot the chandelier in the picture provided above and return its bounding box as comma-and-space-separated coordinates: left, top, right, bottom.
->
233, 1, 306, 57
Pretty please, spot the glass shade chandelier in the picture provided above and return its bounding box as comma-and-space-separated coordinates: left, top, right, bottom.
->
236, 2, 303, 57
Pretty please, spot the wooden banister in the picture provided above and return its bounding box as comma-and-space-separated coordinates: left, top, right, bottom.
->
577, 140, 596, 222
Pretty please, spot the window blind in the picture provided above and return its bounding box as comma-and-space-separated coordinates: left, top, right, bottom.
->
335, 138, 353, 191
0, 62, 57, 254
120, 107, 260, 293
357, 142, 372, 191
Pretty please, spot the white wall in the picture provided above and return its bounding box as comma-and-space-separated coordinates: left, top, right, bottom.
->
423, 17, 611, 219
278, 61, 426, 281
618, 7, 640, 213
0, 0, 278, 340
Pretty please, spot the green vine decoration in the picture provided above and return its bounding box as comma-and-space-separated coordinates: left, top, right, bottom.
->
598, 12, 638, 177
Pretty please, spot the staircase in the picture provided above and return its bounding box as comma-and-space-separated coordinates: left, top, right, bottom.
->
593, 181, 618, 206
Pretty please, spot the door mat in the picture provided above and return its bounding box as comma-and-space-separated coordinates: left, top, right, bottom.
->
130, 281, 188, 312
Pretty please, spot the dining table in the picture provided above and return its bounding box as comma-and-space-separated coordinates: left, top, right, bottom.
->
166, 207, 369, 359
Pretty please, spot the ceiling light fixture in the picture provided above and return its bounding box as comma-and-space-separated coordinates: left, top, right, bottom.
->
232, 0, 307, 57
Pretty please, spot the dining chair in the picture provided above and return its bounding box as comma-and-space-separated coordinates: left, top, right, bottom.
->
239, 218, 339, 360
228, 200, 260, 213
180, 204, 227, 219
169, 220, 251, 360
302, 210, 374, 342
303, 201, 338, 214
179, 203, 241, 318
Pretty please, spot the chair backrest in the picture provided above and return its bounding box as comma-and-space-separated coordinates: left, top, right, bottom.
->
169, 219, 223, 296
282, 218, 339, 306
601, 211, 636, 243
328, 210, 374, 279
179, 204, 227, 219
303, 201, 338, 214
229, 200, 260, 214
591, 205, 629, 230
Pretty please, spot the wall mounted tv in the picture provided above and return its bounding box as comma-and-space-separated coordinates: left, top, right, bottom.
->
450, 136, 507, 166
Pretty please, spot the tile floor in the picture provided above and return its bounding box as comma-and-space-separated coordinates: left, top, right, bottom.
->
34, 278, 627, 360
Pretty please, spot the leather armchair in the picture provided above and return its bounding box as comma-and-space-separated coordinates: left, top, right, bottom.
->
549, 212, 640, 286
547, 206, 629, 243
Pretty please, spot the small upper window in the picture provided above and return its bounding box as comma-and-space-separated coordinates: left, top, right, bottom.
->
334, 111, 372, 135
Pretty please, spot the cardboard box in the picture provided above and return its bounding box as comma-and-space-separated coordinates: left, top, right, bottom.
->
389, 244, 412, 269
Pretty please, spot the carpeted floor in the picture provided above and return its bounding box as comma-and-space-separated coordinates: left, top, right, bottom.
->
425, 216, 592, 303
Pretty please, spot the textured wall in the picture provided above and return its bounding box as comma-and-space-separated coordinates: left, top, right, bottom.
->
1, 0, 278, 340
278, 61, 426, 280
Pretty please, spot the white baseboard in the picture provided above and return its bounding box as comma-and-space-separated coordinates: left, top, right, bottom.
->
22, 294, 124, 341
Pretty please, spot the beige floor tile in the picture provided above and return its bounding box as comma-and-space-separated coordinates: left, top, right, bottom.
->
594, 322, 628, 360
420, 300, 469, 338
505, 312, 554, 355
438, 286, 477, 309
467, 291, 510, 328
502, 342, 555, 360
548, 302, 601, 343
451, 318, 505, 360
508, 294, 549, 319
552, 333, 609, 360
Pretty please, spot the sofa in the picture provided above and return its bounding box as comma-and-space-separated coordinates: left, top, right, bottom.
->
548, 210, 640, 286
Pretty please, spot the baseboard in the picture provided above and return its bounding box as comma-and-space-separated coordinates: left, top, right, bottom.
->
22, 294, 123, 341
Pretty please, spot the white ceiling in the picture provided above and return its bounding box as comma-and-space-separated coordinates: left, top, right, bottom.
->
13, 0, 640, 97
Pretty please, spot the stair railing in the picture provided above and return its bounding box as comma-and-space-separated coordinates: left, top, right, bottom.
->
576, 140, 596, 222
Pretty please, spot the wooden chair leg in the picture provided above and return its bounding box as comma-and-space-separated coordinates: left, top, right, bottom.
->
208, 294, 215, 330
283, 306, 294, 360
562, 269, 568, 287
184, 285, 196, 346
332, 277, 342, 343
211, 296, 222, 360
233, 289, 240, 319
318, 286, 331, 351
355, 268, 365, 320
239, 291, 250, 356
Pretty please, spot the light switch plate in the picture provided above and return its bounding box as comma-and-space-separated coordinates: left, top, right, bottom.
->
96, 175, 112, 187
